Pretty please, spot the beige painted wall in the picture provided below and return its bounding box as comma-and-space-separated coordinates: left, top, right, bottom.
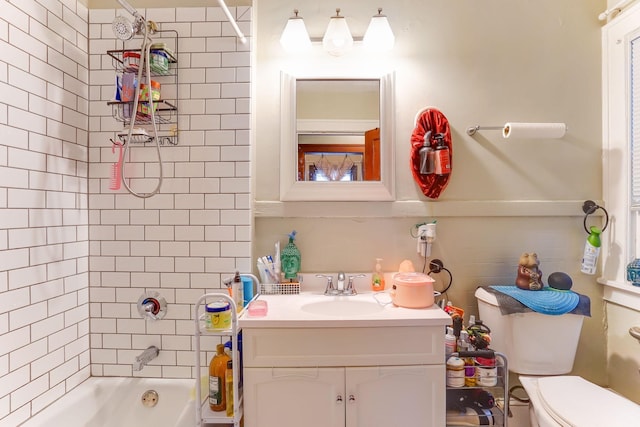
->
606, 302, 640, 403
253, 0, 610, 388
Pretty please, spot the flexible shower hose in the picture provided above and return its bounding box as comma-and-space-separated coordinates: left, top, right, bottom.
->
120, 23, 163, 198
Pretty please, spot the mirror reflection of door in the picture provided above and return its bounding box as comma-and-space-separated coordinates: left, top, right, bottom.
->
297, 128, 380, 182
364, 128, 380, 181
296, 79, 381, 182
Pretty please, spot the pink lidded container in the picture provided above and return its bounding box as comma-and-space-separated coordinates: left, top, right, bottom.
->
247, 300, 268, 317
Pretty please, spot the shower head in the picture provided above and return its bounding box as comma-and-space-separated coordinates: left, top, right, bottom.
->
112, 15, 135, 40
112, 0, 145, 41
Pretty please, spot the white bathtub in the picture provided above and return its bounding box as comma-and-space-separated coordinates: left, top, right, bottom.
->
20, 377, 195, 427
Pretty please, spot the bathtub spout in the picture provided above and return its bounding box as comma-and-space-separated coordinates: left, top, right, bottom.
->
134, 346, 159, 371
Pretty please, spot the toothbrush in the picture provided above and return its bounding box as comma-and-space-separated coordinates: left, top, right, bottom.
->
274, 241, 281, 281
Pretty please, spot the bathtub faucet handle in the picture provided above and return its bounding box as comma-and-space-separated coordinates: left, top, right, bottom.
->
137, 291, 167, 320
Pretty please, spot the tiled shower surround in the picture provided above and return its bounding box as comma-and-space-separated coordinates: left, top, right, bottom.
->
0, 2, 251, 425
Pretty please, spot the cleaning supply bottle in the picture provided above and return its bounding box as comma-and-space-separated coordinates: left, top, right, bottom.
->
225, 359, 234, 417
209, 343, 231, 412
580, 226, 602, 275
419, 131, 434, 174
232, 271, 244, 312
445, 327, 456, 359
280, 231, 301, 281
371, 258, 386, 291
433, 133, 451, 175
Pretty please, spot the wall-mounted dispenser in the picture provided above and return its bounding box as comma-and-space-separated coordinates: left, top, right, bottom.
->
416, 221, 437, 258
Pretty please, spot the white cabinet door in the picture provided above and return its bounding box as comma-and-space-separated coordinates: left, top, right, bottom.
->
345, 365, 445, 427
244, 367, 345, 427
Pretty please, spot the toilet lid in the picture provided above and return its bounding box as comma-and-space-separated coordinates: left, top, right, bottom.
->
537, 376, 640, 427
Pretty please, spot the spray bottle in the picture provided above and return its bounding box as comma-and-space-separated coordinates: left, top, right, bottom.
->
419, 131, 434, 175
581, 226, 602, 275
433, 133, 451, 175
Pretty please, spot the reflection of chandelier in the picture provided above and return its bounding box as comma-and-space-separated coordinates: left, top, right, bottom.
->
315, 155, 354, 181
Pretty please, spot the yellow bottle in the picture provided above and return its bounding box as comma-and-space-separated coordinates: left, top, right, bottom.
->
209, 343, 230, 412
225, 360, 234, 417
371, 258, 385, 291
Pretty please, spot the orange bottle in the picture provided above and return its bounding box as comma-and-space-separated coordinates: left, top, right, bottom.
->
209, 343, 231, 411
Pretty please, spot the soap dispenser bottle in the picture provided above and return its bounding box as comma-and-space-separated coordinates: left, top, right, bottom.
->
371, 258, 386, 291
280, 231, 301, 281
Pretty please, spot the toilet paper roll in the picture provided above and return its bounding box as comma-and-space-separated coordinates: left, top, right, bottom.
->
502, 122, 566, 139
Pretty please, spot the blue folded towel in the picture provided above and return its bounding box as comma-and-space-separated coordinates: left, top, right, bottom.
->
488, 285, 588, 316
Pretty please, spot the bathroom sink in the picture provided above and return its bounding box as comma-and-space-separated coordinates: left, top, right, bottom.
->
239, 273, 452, 328
301, 299, 385, 317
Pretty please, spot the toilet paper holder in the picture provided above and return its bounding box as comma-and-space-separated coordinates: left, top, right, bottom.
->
466, 125, 504, 136
466, 122, 567, 138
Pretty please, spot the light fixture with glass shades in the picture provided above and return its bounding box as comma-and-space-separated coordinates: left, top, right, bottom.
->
279, 9, 312, 53
279, 8, 395, 55
322, 8, 354, 56
363, 8, 395, 51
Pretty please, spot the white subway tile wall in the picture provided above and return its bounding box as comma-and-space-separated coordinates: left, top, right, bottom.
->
0, 2, 251, 425
0, 1, 90, 425
87, 4, 251, 377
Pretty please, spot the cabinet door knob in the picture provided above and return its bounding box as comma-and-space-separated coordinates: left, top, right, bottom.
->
336, 395, 343, 403
349, 394, 356, 403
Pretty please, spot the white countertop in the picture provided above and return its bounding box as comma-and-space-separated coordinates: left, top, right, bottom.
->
239, 290, 452, 328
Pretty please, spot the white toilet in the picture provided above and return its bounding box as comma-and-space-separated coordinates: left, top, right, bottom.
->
475, 287, 640, 427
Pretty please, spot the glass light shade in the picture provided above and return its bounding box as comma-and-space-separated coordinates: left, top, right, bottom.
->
322, 10, 353, 56
363, 10, 395, 51
280, 11, 312, 53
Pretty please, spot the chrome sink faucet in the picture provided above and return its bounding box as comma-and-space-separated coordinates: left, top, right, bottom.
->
317, 274, 337, 295
133, 345, 159, 371
317, 273, 366, 296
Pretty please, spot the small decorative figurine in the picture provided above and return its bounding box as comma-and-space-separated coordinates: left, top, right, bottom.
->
516, 252, 544, 291
280, 231, 301, 281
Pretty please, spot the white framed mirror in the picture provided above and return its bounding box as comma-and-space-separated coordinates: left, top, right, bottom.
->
279, 71, 395, 201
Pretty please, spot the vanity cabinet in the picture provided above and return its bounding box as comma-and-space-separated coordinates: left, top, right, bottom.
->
244, 367, 344, 427
242, 325, 446, 427
244, 365, 443, 427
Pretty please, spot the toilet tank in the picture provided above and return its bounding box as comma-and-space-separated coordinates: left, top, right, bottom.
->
474, 287, 584, 375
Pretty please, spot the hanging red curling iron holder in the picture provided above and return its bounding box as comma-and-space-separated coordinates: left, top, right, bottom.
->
410, 107, 453, 199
